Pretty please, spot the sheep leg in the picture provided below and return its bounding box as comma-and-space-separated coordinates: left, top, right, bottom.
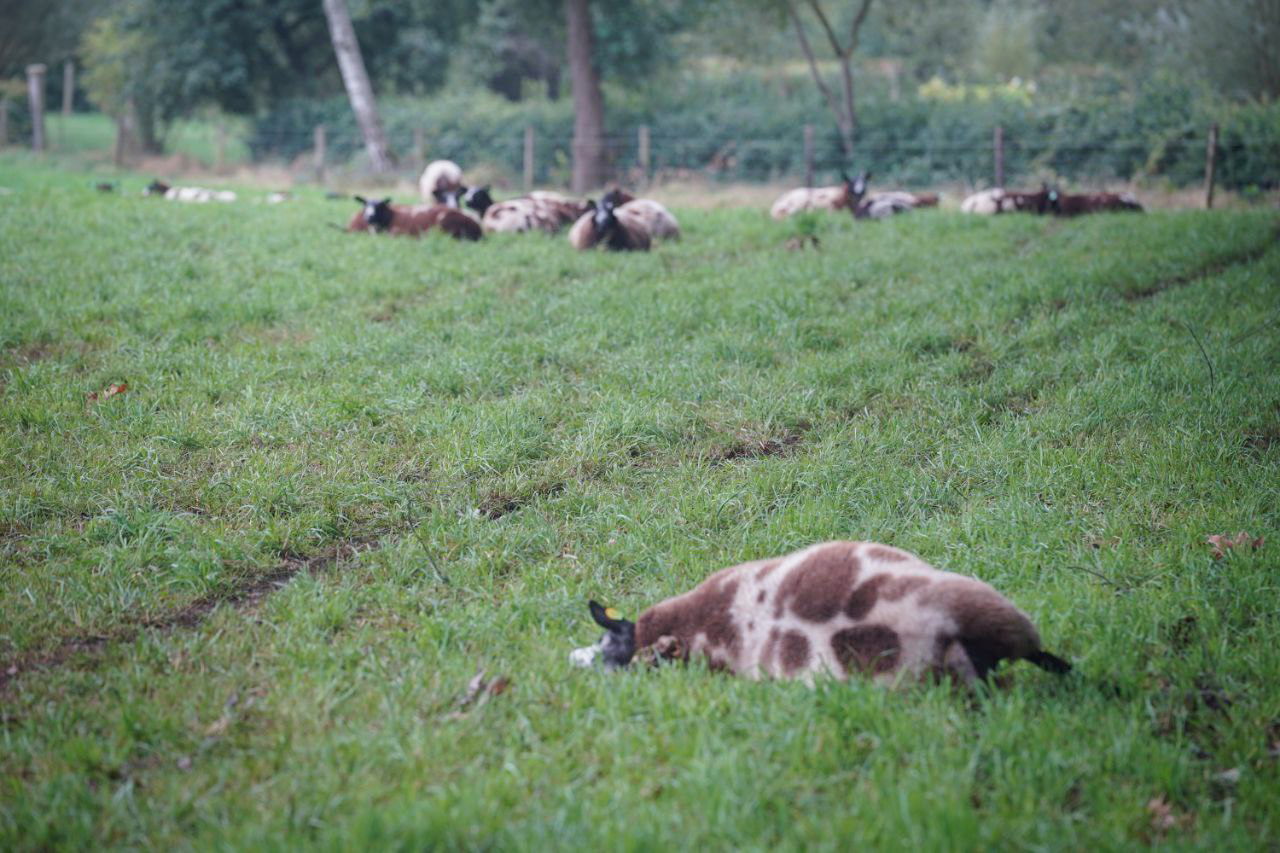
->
942, 640, 979, 687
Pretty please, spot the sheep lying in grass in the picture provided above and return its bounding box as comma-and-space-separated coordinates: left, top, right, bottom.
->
770, 171, 867, 219
961, 186, 1054, 215
142, 179, 236, 203
572, 540, 1070, 687
346, 196, 481, 240
605, 190, 680, 240
567, 197, 652, 251
419, 159, 464, 203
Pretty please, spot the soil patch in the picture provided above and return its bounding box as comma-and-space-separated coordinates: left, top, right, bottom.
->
0, 535, 385, 692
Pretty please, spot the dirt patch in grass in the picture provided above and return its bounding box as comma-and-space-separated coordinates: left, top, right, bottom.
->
2, 341, 60, 365
0, 535, 385, 692
1123, 234, 1277, 301
478, 481, 566, 520
1244, 424, 1280, 454
707, 428, 804, 464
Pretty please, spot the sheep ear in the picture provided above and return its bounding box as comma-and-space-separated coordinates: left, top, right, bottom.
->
354, 195, 367, 204
381, 197, 392, 205
589, 600, 628, 631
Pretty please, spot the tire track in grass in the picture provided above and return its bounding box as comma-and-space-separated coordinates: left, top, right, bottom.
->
0, 534, 389, 692
1122, 225, 1278, 302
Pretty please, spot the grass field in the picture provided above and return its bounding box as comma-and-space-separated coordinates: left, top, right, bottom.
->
13, 113, 252, 171
1, 156, 1278, 849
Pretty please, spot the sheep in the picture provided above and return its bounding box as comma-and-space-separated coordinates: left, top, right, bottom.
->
480, 189, 594, 235
854, 193, 913, 220
867, 190, 938, 209
610, 196, 680, 241
770, 171, 867, 220
419, 159, 464, 203
141, 179, 236, 203
567, 198, 651, 252
1047, 188, 1144, 216
572, 540, 1071, 687
960, 186, 1056, 215
346, 196, 481, 241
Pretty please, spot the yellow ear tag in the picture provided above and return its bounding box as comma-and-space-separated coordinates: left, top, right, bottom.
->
604, 607, 622, 621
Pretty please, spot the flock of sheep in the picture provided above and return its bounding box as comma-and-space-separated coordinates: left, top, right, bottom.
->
136, 157, 1143, 256
122, 159, 1101, 689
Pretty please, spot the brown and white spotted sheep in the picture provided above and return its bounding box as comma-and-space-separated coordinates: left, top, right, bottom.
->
577, 541, 1070, 687
770, 171, 868, 220
615, 198, 680, 240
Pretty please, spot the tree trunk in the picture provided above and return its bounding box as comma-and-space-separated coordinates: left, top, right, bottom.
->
565, 0, 604, 192
321, 0, 392, 174
789, 0, 873, 160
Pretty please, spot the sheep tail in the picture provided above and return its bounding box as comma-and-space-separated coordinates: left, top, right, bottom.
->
1027, 650, 1072, 675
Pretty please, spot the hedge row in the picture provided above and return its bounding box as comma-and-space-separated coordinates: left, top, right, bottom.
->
247, 73, 1280, 190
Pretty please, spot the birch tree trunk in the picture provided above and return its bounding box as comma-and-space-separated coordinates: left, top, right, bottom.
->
566, 0, 605, 192
322, 0, 392, 174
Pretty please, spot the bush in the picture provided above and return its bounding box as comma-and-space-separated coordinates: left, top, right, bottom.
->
249, 71, 1280, 190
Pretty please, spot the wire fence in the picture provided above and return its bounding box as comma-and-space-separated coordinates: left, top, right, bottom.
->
258, 123, 1279, 194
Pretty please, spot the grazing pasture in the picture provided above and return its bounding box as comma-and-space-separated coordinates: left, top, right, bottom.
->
1, 159, 1278, 849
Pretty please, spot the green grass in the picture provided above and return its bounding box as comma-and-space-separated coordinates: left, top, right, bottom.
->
17, 112, 251, 169
1, 156, 1278, 849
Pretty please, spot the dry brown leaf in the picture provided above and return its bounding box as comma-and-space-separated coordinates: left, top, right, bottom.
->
451, 670, 511, 717
203, 714, 231, 737
1206, 532, 1264, 559
1146, 796, 1192, 835
87, 381, 127, 403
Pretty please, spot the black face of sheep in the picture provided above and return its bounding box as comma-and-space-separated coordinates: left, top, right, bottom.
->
1044, 184, 1061, 213
592, 200, 616, 233
143, 179, 169, 197
841, 170, 869, 201
355, 195, 394, 231
434, 186, 465, 208
462, 185, 493, 215
588, 601, 636, 669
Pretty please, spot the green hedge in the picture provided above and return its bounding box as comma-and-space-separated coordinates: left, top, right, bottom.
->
248, 72, 1279, 190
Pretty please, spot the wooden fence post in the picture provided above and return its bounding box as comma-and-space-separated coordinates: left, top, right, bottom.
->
637, 124, 650, 186
314, 124, 326, 185
1204, 122, 1219, 210
412, 126, 425, 172
26, 64, 47, 152
994, 124, 1005, 189
113, 101, 134, 166
215, 122, 227, 173
803, 123, 814, 187
523, 125, 535, 192
62, 61, 74, 116
0, 96, 8, 147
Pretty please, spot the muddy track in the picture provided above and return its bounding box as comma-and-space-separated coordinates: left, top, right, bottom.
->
1123, 228, 1278, 302
0, 535, 386, 692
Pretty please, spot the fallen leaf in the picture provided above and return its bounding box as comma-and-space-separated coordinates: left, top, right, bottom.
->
1146, 796, 1192, 835
1147, 797, 1177, 832
1206, 532, 1264, 559
456, 670, 488, 710
450, 669, 512, 717
1213, 767, 1241, 786
87, 381, 127, 403
203, 714, 231, 737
